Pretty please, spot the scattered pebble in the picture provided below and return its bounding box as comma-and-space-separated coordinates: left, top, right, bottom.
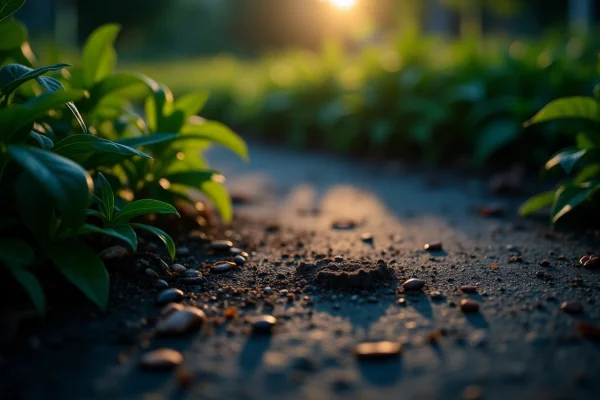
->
360, 233, 373, 243
145, 268, 160, 278
561, 301, 583, 314
331, 219, 356, 230
251, 315, 277, 335
210, 240, 233, 251
160, 303, 184, 318
460, 285, 478, 294
184, 269, 200, 277
181, 277, 206, 285
264, 287, 273, 295
99, 245, 129, 261
460, 299, 480, 313
580, 255, 599, 268
490, 264, 500, 270
424, 241, 442, 251
398, 298, 407, 306
402, 278, 425, 291
156, 307, 206, 335
230, 247, 243, 256
211, 262, 233, 273
171, 264, 187, 274
154, 279, 169, 289
234, 255, 246, 266
156, 289, 184, 305
538, 259, 551, 267
139, 349, 183, 371
354, 341, 402, 360
430, 291, 445, 300
334, 255, 344, 262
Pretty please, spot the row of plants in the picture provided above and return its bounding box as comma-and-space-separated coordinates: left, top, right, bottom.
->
0, 0, 247, 314
132, 31, 599, 166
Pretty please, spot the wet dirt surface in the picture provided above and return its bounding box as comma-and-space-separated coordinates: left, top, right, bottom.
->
1, 142, 600, 400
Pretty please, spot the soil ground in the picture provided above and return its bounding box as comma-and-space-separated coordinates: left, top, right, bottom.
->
1, 142, 600, 400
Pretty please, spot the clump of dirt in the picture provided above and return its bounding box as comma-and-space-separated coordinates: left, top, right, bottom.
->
295, 258, 396, 290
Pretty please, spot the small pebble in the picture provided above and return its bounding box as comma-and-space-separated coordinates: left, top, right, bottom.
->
234, 255, 246, 266
181, 277, 206, 285
354, 341, 402, 360
424, 241, 442, 251
460, 285, 478, 294
398, 298, 407, 306
580, 255, 599, 268
156, 307, 206, 335
360, 233, 373, 243
184, 269, 200, 277
171, 264, 187, 274
156, 289, 184, 305
211, 263, 233, 273
264, 287, 273, 295
160, 303, 184, 318
252, 315, 277, 335
460, 299, 480, 313
140, 349, 183, 371
210, 240, 233, 251
230, 247, 243, 255
100, 245, 129, 261
539, 259, 551, 267
145, 268, 159, 278
561, 301, 583, 314
154, 279, 169, 289
331, 219, 356, 230
402, 278, 425, 291
430, 291, 444, 300
334, 255, 344, 262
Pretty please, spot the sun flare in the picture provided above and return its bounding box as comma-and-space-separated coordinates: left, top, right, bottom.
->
327, 0, 357, 11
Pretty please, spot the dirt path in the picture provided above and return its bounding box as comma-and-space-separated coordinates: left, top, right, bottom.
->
2, 142, 600, 400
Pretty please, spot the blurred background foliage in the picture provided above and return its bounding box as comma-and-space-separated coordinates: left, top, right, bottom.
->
15, 0, 600, 166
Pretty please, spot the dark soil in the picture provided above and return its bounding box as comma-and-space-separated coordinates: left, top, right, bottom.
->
1, 142, 600, 400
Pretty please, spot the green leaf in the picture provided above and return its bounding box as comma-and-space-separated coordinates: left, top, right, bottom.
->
86, 208, 108, 222
0, 0, 26, 23
574, 164, 600, 184
52, 134, 151, 167
97, 172, 115, 221
525, 97, 600, 126
473, 121, 520, 164
0, 90, 86, 141
144, 82, 174, 132
81, 24, 120, 88
81, 73, 146, 111
166, 170, 232, 223
80, 224, 136, 251
544, 148, 589, 174
0, 238, 44, 313
0, 19, 26, 51
36, 76, 87, 133
15, 172, 54, 244
112, 199, 179, 224
0, 63, 70, 97
113, 224, 137, 250
47, 241, 109, 310
130, 223, 176, 260
173, 91, 209, 119
182, 117, 248, 160
519, 191, 555, 216
116, 133, 178, 149
29, 131, 53, 149
576, 131, 600, 150
551, 182, 600, 223
7, 145, 93, 228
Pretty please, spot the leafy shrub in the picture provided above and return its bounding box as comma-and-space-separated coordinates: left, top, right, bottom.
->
0, 1, 246, 314
520, 91, 600, 223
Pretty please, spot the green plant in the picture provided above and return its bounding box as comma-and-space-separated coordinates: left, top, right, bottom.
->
520, 92, 600, 223
84, 173, 179, 259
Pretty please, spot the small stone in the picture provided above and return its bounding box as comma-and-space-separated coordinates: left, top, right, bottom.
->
334, 255, 344, 262
251, 315, 277, 334
424, 241, 442, 251
184, 269, 200, 277
354, 341, 402, 360
145, 268, 159, 278
160, 303, 184, 318
360, 233, 373, 243
181, 277, 206, 285
460, 285, 478, 294
402, 278, 425, 291
171, 264, 187, 274
506, 244, 517, 251
580, 255, 599, 268
561, 301, 583, 314
539, 259, 551, 267
331, 219, 356, 230
140, 349, 183, 371
211, 263, 233, 273
460, 299, 480, 313
430, 291, 444, 300
99, 245, 129, 261
177, 247, 190, 256
210, 240, 233, 251
234, 255, 246, 266
264, 287, 273, 295
398, 298, 407, 306
156, 289, 184, 305
230, 247, 243, 256
154, 279, 169, 289
156, 307, 206, 335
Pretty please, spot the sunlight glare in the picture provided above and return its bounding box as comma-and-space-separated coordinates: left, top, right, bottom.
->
327, 0, 357, 11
